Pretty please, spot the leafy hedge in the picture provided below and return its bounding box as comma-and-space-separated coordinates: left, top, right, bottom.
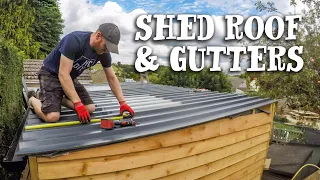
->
0, 38, 24, 179
149, 66, 233, 93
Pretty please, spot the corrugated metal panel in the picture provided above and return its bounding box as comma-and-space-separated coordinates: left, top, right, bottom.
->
15, 83, 277, 156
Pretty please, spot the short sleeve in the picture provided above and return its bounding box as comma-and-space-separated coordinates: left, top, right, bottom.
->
59, 34, 80, 60
99, 53, 112, 68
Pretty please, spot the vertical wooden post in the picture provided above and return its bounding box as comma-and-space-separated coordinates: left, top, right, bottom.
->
260, 102, 277, 180
252, 108, 256, 114
29, 156, 39, 180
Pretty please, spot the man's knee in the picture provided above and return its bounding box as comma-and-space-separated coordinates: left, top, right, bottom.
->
45, 112, 60, 123
86, 104, 95, 114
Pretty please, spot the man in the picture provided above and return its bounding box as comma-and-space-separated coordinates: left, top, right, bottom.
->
28, 23, 134, 123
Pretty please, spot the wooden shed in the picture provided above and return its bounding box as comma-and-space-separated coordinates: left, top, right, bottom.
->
12, 83, 276, 180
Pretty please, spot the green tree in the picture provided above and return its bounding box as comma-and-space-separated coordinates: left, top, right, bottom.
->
195, 68, 233, 92
150, 66, 232, 93
114, 64, 141, 81
31, 0, 64, 59
0, 0, 40, 58
252, 0, 320, 112
0, 38, 24, 179
0, 1, 42, 178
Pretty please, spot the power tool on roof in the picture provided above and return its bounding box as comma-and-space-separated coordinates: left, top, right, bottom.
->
100, 119, 136, 130
100, 110, 135, 130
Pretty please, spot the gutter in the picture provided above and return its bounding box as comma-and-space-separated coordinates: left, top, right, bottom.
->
0, 106, 29, 172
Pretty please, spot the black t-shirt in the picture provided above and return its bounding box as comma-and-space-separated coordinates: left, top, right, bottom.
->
41, 31, 112, 78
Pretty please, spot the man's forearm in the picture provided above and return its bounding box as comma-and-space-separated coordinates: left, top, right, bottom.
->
107, 76, 125, 102
59, 72, 80, 103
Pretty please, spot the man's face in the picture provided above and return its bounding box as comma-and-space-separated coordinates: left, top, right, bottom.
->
93, 32, 108, 55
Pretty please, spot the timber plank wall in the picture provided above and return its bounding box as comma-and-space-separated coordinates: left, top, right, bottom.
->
27, 103, 276, 180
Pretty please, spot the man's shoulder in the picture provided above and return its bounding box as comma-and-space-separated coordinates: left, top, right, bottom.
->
60, 31, 92, 52
69, 31, 93, 36
65, 31, 92, 41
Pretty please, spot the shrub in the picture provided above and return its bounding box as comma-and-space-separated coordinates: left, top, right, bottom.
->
0, 38, 25, 179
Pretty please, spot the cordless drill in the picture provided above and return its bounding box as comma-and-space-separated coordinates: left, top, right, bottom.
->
100, 119, 136, 130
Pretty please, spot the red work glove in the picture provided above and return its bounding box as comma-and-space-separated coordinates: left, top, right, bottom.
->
119, 101, 134, 117
74, 101, 90, 124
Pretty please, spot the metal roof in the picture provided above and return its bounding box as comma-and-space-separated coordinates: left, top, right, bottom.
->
15, 83, 277, 157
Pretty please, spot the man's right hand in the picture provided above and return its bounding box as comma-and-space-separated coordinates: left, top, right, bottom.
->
119, 101, 134, 117
74, 101, 90, 123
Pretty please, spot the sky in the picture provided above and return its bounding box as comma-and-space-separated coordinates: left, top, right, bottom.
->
57, 0, 306, 74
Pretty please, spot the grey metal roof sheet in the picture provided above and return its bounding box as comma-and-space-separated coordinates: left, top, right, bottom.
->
15, 83, 277, 156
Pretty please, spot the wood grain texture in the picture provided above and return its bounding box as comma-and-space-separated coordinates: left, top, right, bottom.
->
38, 113, 272, 163
29, 156, 39, 180
200, 155, 265, 180
66, 143, 269, 180
154, 142, 268, 180
33, 112, 273, 180
221, 160, 264, 180
38, 134, 270, 179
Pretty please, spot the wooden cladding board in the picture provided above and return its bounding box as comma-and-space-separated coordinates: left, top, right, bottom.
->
33, 108, 273, 180
29, 156, 39, 180
305, 170, 320, 180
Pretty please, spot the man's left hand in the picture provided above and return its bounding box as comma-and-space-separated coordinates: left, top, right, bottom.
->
119, 101, 134, 117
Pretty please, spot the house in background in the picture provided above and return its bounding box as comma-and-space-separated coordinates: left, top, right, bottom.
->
229, 76, 260, 94
23, 59, 92, 88
229, 76, 246, 94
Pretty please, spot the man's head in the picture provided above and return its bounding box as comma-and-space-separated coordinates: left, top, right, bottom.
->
90, 23, 120, 55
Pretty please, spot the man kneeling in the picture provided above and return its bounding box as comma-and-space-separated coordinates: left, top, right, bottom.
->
28, 23, 134, 123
